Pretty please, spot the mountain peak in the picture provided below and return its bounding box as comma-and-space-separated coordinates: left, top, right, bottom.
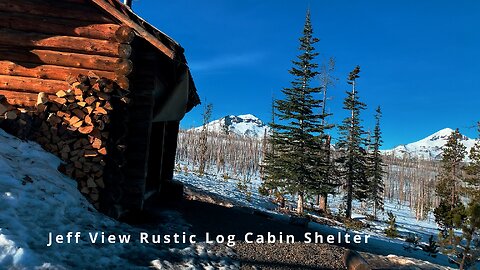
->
435, 127, 455, 134
429, 127, 455, 137
191, 114, 269, 138
236, 114, 259, 120
383, 128, 475, 160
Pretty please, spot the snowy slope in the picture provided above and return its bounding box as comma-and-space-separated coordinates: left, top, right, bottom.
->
0, 128, 236, 269
192, 114, 270, 138
175, 171, 457, 269
382, 128, 477, 160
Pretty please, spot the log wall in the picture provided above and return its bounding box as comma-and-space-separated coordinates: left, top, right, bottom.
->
0, 0, 189, 216
0, 0, 133, 107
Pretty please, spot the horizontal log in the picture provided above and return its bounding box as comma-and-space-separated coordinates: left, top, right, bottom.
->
0, 75, 69, 94
0, 28, 131, 58
0, 11, 122, 41
115, 26, 135, 44
0, 61, 117, 81
91, 0, 175, 59
0, 61, 129, 89
0, 0, 113, 23
0, 48, 133, 75
114, 75, 130, 90
0, 90, 54, 107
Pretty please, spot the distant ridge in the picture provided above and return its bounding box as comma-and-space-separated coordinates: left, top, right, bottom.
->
191, 114, 270, 138
382, 128, 476, 160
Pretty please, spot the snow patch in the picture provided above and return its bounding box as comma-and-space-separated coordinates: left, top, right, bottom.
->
0, 129, 235, 269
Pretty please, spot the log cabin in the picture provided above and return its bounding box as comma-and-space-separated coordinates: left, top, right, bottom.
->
0, 0, 200, 218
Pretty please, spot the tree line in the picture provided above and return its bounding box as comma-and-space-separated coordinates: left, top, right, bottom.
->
261, 11, 385, 220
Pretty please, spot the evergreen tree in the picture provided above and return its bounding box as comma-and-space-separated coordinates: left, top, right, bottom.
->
261, 97, 286, 197
368, 106, 385, 218
421, 235, 439, 257
465, 122, 480, 202
262, 11, 332, 214
455, 202, 480, 270
336, 66, 368, 219
384, 211, 398, 238
434, 129, 467, 231
436, 125, 480, 270
198, 103, 213, 175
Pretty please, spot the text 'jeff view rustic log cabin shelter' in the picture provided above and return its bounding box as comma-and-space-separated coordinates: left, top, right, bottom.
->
0, 0, 201, 219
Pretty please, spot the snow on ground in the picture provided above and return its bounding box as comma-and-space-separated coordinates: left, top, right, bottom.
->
175, 172, 276, 212
174, 169, 460, 269
0, 129, 236, 269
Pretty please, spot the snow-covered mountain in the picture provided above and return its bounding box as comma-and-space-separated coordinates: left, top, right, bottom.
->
382, 128, 477, 160
192, 114, 270, 138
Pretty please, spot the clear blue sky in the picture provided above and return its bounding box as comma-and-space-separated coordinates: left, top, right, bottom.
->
133, 0, 479, 149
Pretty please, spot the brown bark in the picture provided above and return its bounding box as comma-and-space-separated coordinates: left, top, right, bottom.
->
0, 90, 50, 107
114, 75, 130, 90
0, 12, 121, 41
0, 75, 69, 94
0, 0, 113, 23
319, 194, 328, 213
0, 48, 132, 74
0, 28, 131, 58
115, 26, 135, 44
91, 0, 175, 59
297, 193, 304, 214
0, 61, 118, 81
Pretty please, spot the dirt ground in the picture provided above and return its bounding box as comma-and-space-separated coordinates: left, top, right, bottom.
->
138, 187, 450, 270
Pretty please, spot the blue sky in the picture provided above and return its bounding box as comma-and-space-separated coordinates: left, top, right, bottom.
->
133, 0, 479, 149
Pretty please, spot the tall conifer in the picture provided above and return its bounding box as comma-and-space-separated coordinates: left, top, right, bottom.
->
434, 129, 467, 247
336, 66, 368, 219
465, 122, 480, 202
368, 106, 385, 218
262, 11, 332, 214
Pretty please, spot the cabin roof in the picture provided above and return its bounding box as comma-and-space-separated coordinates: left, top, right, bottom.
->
91, 0, 182, 61
90, 0, 200, 111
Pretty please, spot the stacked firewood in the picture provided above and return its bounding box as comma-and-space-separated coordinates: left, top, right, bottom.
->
0, 96, 31, 139
0, 74, 129, 208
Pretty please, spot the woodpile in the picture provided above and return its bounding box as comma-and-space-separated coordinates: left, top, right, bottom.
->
0, 74, 130, 209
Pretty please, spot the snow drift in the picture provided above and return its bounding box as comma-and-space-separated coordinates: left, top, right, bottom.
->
0, 129, 235, 269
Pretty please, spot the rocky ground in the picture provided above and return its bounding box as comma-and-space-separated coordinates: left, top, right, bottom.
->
144, 185, 453, 270
233, 242, 346, 270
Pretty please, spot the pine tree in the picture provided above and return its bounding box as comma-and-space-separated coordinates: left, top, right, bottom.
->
434, 129, 467, 231
421, 235, 439, 257
455, 202, 480, 270
262, 10, 332, 214
433, 126, 480, 270
453, 122, 480, 270
261, 97, 286, 196
198, 103, 213, 175
336, 66, 368, 219
465, 122, 480, 202
368, 106, 385, 218
384, 211, 398, 238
